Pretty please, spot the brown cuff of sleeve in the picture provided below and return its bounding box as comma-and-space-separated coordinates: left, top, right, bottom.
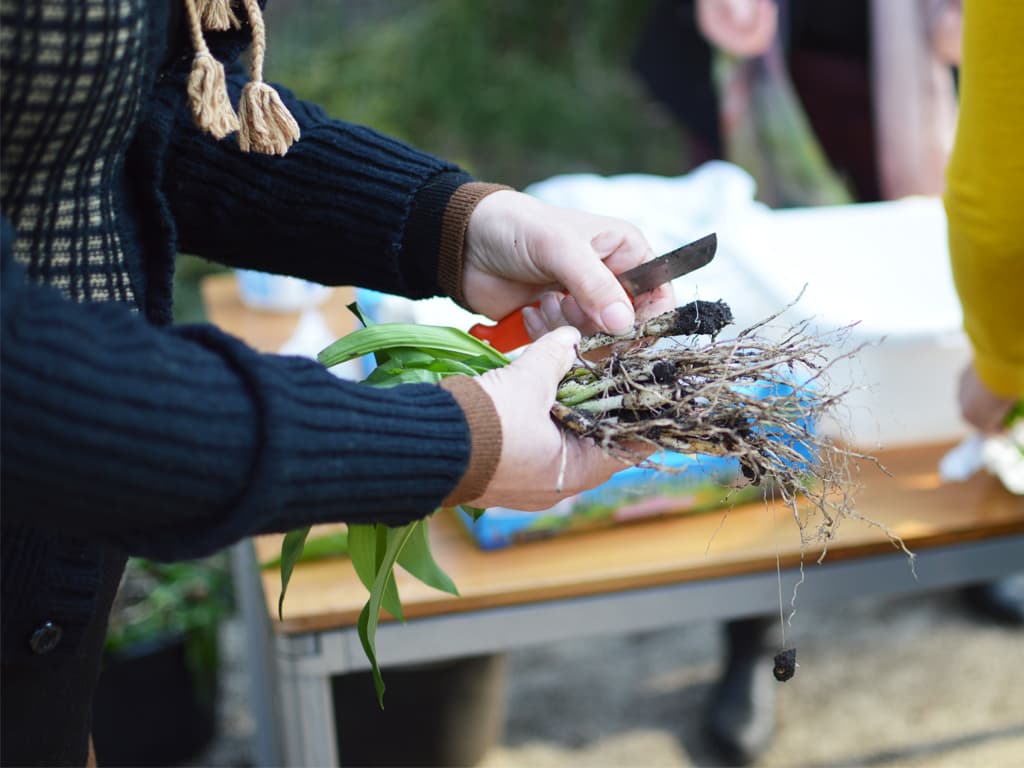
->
440, 376, 502, 506
437, 182, 515, 310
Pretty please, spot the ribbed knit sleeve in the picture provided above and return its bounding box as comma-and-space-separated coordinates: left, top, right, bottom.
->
158, 69, 473, 300
943, 1, 1024, 398
1, 230, 473, 561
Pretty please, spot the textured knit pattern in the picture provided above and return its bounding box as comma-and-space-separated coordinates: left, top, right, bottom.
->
441, 376, 502, 504
1, 0, 485, 691
436, 182, 514, 308
0, 0, 146, 306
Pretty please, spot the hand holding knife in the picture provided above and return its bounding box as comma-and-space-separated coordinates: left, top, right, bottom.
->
469, 232, 718, 352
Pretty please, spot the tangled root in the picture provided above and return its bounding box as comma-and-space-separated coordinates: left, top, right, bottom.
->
553, 294, 902, 556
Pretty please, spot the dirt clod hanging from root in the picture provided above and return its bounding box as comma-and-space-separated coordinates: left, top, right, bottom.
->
773, 648, 798, 681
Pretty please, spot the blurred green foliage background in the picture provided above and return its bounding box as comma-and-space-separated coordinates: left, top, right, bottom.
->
263, 0, 687, 189
175, 0, 690, 323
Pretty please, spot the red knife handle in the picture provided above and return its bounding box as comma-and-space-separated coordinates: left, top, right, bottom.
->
470, 286, 640, 353
468, 302, 539, 353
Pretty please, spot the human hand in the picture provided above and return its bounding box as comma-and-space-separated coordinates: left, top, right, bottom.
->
462, 190, 675, 338
468, 326, 634, 510
696, 0, 778, 58
958, 362, 1016, 433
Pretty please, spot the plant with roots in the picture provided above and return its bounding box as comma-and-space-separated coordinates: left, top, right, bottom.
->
276, 293, 906, 703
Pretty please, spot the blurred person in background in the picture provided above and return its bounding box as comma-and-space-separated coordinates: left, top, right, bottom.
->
635, 0, 1019, 764
634, 0, 960, 206
0, 1, 674, 764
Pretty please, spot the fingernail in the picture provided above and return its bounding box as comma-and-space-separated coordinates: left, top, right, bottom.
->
522, 305, 544, 339
540, 291, 564, 326
601, 302, 634, 335
559, 295, 587, 328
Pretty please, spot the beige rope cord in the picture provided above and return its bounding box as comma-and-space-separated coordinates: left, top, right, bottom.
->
196, 0, 241, 31
184, 0, 240, 139
183, 0, 300, 155
236, 0, 301, 155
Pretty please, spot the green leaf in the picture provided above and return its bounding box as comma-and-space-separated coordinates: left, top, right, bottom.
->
357, 603, 383, 705
346, 302, 393, 366
358, 522, 419, 707
263, 530, 348, 570
385, 348, 438, 368
372, 527, 405, 622
347, 524, 378, 592
318, 323, 509, 369
460, 353, 510, 374
278, 526, 311, 620
460, 505, 487, 521
365, 366, 441, 387
425, 358, 479, 377
348, 524, 404, 621
347, 302, 375, 329
396, 519, 458, 596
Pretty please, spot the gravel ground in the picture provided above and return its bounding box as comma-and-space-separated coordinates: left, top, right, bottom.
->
189, 585, 1024, 768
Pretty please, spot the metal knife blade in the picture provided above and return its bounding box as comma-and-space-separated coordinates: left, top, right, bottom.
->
618, 232, 717, 297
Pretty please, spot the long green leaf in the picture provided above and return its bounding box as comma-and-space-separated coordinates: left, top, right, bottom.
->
425, 358, 479, 377
349, 524, 403, 620
377, 525, 404, 622
278, 526, 311, 620
346, 302, 394, 366
460, 504, 487, 522
384, 348, 438, 368
365, 366, 441, 387
318, 323, 509, 369
460, 353, 510, 374
360, 523, 419, 707
347, 524, 378, 591
396, 519, 458, 596
356, 603, 380, 703
347, 302, 375, 329
280, 311, 508, 702
262, 530, 348, 570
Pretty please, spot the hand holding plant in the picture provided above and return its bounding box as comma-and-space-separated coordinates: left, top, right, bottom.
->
468, 325, 636, 511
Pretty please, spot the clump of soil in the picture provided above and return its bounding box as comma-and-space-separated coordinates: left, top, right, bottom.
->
773, 648, 798, 681
578, 300, 734, 353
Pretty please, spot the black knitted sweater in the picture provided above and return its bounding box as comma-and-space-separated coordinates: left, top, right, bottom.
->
1, 0, 475, 722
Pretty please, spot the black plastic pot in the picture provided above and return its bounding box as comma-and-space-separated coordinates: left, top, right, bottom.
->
332, 653, 507, 767
91, 633, 217, 767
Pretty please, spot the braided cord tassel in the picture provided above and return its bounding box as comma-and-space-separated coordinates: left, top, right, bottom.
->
237, 0, 300, 155
196, 0, 241, 31
184, 0, 240, 138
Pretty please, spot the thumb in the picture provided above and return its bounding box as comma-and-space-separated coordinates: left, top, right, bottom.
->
513, 326, 581, 385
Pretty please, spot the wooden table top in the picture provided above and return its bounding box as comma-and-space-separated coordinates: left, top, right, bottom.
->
254, 444, 1023, 633
201, 275, 1024, 635
201, 273, 358, 353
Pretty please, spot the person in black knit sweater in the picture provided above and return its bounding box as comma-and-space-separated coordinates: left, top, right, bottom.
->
0, 2, 676, 764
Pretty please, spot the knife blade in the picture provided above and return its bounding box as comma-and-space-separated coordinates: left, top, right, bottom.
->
468, 232, 718, 352
618, 232, 717, 298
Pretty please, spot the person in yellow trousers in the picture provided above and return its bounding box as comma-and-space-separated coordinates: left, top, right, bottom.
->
944, 0, 1024, 431
943, 0, 1024, 621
